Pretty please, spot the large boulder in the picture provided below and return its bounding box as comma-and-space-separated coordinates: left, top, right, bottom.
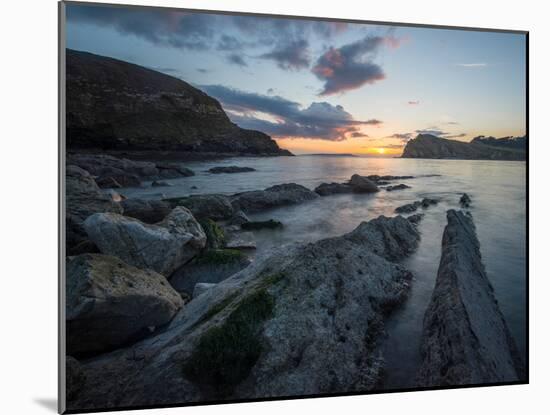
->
417, 210, 524, 386
120, 198, 172, 224
84, 207, 206, 275
314, 182, 353, 196
231, 183, 319, 213
67, 215, 420, 411
66, 165, 122, 250
349, 174, 379, 193
66, 254, 184, 356
165, 194, 235, 220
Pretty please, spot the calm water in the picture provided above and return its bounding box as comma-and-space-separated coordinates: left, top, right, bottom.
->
122, 155, 527, 388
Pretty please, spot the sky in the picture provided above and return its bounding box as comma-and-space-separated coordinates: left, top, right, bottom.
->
65, 3, 527, 156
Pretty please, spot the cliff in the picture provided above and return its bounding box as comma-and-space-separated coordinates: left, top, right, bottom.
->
65, 49, 291, 156
401, 134, 525, 160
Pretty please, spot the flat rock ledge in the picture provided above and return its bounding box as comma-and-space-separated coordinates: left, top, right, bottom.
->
416, 210, 524, 387
68, 215, 419, 411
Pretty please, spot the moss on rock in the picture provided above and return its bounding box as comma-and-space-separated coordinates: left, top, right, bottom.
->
199, 219, 226, 249
183, 289, 275, 394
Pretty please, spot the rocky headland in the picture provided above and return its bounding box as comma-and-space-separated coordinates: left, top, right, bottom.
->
402, 134, 526, 160
66, 49, 292, 158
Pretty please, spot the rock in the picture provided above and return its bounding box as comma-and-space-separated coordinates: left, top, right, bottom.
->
231, 183, 319, 213
193, 283, 217, 298
67, 239, 100, 256
407, 213, 424, 225
66, 165, 123, 250
96, 172, 141, 188
367, 175, 414, 183
395, 201, 421, 214
417, 210, 524, 386
66, 254, 183, 356
68, 153, 158, 180
107, 189, 126, 202
241, 219, 283, 230
460, 193, 472, 207
169, 249, 252, 296
66, 49, 291, 156
165, 194, 234, 220
227, 210, 250, 226
152, 180, 171, 187
156, 162, 194, 178
421, 198, 439, 208
84, 207, 206, 275
66, 356, 86, 401
209, 166, 256, 174
401, 134, 526, 160
95, 176, 122, 189
386, 184, 411, 191
225, 232, 257, 250
395, 198, 438, 214
314, 182, 353, 196
344, 215, 420, 262
349, 174, 379, 193
120, 198, 172, 224
68, 215, 419, 409
199, 219, 226, 249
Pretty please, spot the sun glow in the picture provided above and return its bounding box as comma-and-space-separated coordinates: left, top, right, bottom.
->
377, 148, 386, 154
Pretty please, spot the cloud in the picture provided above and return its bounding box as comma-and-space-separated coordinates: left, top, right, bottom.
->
259, 39, 310, 70
415, 128, 467, 139
350, 132, 369, 138
379, 144, 404, 149
216, 35, 243, 51
415, 128, 449, 136
67, 5, 215, 50
311, 35, 393, 95
67, 4, 350, 56
408, 100, 420, 105
201, 84, 381, 141
456, 63, 487, 67
387, 133, 413, 142
197, 68, 209, 73
226, 54, 248, 67
445, 121, 460, 125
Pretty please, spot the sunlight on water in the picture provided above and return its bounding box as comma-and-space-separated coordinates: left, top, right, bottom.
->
121, 155, 526, 386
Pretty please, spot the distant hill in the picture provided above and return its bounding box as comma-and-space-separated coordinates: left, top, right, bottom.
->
301, 153, 359, 157
401, 134, 526, 160
65, 49, 291, 156
471, 135, 526, 150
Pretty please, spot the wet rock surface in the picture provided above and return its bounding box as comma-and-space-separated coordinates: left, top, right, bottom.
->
165, 194, 235, 220
417, 210, 524, 386
231, 183, 319, 213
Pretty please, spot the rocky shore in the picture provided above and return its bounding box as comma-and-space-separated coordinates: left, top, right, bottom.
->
64, 154, 524, 410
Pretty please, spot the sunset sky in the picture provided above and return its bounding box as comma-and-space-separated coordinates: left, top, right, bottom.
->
65, 3, 527, 155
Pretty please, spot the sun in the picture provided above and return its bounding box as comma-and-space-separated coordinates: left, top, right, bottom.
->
377, 148, 386, 154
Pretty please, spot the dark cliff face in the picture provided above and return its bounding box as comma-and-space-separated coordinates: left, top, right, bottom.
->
401, 134, 526, 160
66, 49, 291, 155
